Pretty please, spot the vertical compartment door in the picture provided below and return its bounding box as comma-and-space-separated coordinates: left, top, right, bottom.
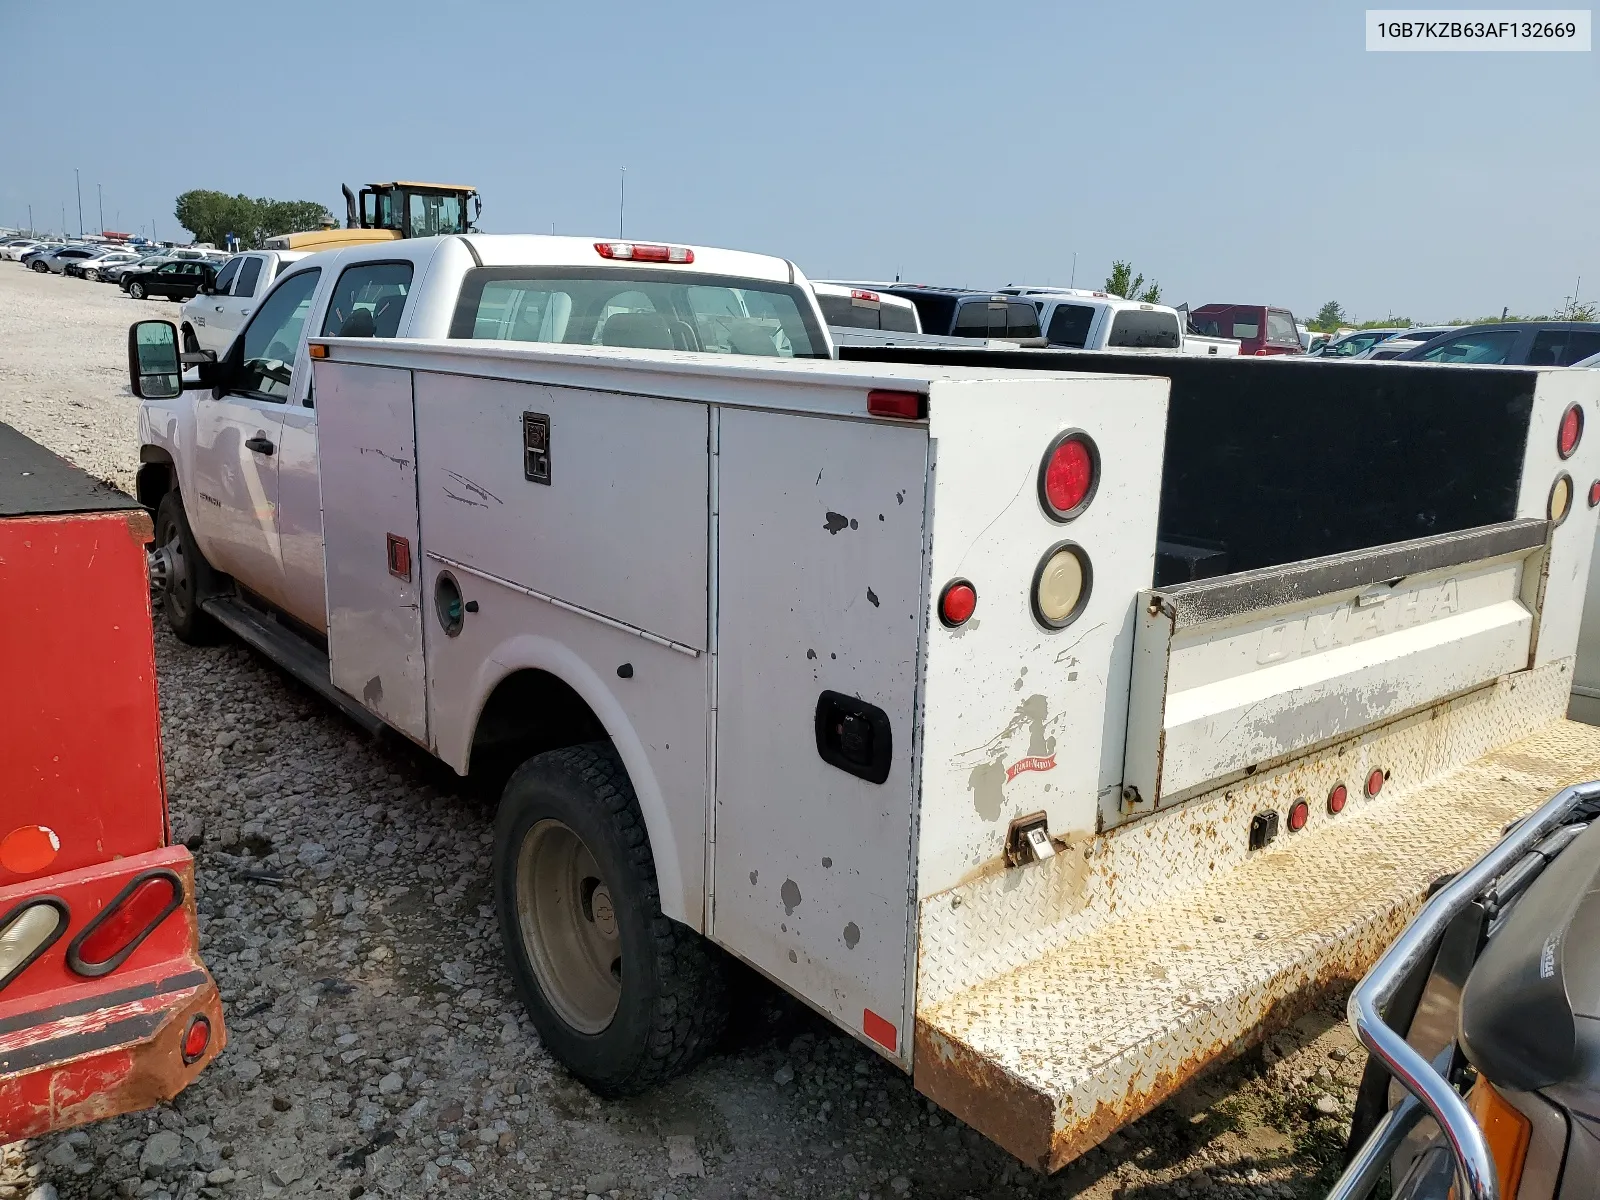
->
316, 361, 428, 742
714, 408, 929, 1062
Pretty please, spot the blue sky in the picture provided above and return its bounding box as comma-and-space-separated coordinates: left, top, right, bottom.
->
2, 1, 1594, 322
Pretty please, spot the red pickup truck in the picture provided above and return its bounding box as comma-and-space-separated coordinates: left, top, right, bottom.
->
0, 422, 222, 1140
1189, 302, 1304, 356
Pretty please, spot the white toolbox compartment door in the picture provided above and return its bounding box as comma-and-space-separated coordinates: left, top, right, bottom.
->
1123, 520, 1547, 810
317, 361, 429, 742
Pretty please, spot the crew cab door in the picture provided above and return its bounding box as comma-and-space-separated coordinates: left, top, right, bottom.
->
214, 254, 268, 349
275, 259, 417, 633
192, 256, 242, 353
188, 266, 322, 611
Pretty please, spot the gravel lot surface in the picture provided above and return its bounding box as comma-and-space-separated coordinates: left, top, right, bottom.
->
0, 265, 1368, 1200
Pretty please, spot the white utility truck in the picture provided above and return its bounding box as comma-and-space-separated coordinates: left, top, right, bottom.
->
128, 235, 1600, 1172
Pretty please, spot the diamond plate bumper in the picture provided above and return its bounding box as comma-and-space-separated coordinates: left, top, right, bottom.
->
913, 680, 1600, 1171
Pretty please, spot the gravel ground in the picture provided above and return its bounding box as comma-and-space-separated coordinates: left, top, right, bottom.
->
0, 265, 1370, 1200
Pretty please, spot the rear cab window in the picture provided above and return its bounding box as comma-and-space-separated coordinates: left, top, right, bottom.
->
816, 291, 919, 332
1046, 304, 1095, 348
1108, 308, 1181, 349
451, 268, 827, 358
1265, 309, 1299, 346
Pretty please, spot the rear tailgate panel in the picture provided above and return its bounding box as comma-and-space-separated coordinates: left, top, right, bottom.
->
1123, 520, 1547, 814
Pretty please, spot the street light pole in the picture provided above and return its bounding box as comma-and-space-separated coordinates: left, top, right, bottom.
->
75, 168, 83, 237
98, 183, 104, 234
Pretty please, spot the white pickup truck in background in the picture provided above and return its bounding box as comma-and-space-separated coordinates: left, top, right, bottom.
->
179, 249, 310, 356
128, 233, 1600, 1172
1002, 287, 1241, 356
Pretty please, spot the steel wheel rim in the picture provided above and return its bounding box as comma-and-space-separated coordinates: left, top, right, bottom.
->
515, 819, 621, 1034
159, 524, 193, 620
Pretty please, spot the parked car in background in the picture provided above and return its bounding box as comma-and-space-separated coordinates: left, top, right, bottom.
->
1001, 287, 1237, 355
1311, 327, 1409, 358
0, 238, 45, 261
848, 284, 1044, 341
66, 251, 140, 281
23, 244, 108, 274
810, 283, 921, 334
180, 249, 309, 353
1393, 322, 1600, 367
126, 259, 218, 302
1188, 302, 1304, 355
102, 253, 171, 285
1359, 326, 1458, 360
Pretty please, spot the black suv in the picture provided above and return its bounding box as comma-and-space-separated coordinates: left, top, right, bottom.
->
1394, 322, 1600, 367
874, 286, 1043, 341
124, 260, 219, 302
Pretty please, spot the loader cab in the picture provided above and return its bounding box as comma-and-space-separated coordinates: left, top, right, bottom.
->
353, 181, 481, 240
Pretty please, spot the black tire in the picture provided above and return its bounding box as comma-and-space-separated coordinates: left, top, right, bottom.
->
153, 492, 224, 644
130, 281, 146, 299
31, 261, 48, 273
181, 325, 200, 353
494, 743, 727, 1096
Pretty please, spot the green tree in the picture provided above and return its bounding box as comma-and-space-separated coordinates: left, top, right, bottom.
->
174, 190, 332, 249
1104, 260, 1161, 304
1311, 301, 1346, 332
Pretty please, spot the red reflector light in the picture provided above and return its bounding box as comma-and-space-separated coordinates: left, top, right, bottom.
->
182, 1014, 211, 1064
1559, 404, 1584, 459
867, 390, 926, 419
1590, 480, 1600, 508
1038, 432, 1099, 521
863, 1008, 898, 1053
0, 825, 61, 875
1328, 783, 1348, 814
1365, 769, 1385, 798
939, 580, 977, 628
69, 872, 181, 976
593, 240, 693, 264
1287, 799, 1309, 832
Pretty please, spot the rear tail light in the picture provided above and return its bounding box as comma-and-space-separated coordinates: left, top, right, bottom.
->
938, 579, 977, 628
593, 241, 693, 264
1032, 542, 1092, 629
1365, 769, 1385, 798
0, 899, 69, 990
1559, 404, 1583, 459
1286, 799, 1309, 832
67, 870, 182, 977
1038, 431, 1099, 521
867, 390, 926, 420
1327, 783, 1348, 814
181, 1014, 212, 1064
1550, 474, 1574, 526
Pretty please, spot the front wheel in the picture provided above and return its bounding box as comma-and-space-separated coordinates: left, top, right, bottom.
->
129, 281, 146, 299
494, 743, 727, 1096
83, 269, 99, 282
153, 492, 223, 644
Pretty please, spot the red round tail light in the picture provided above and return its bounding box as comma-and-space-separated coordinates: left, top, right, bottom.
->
1365, 768, 1386, 798
182, 1015, 212, 1064
1038, 431, 1099, 521
1559, 404, 1584, 459
1327, 783, 1348, 814
1287, 799, 1309, 832
938, 579, 977, 628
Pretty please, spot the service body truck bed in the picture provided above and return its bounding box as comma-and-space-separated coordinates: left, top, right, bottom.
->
305, 333, 1600, 1170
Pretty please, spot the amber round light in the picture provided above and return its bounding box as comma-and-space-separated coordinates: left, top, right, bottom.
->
1559, 404, 1584, 459
1328, 783, 1348, 814
939, 580, 977, 628
1038, 431, 1099, 521
1551, 474, 1574, 526
1365, 769, 1385, 798
1287, 800, 1309, 832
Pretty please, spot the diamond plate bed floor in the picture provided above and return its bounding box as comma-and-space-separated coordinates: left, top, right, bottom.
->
912, 716, 1600, 1171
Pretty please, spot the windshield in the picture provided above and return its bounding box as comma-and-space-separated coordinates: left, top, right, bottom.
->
451, 267, 828, 358
1324, 331, 1394, 358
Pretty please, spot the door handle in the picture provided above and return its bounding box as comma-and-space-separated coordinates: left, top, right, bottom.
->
240, 308, 252, 316
215, 305, 224, 312
245, 436, 275, 456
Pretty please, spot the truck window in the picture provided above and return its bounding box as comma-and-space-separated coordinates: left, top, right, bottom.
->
236, 268, 321, 402
1419, 330, 1519, 365
952, 301, 998, 337
233, 256, 264, 297
450, 268, 827, 359
1231, 317, 1260, 339
322, 262, 414, 338
1108, 309, 1182, 349
1265, 310, 1299, 345
1046, 304, 1095, 348
1006, 303, 1041, 339
211, 257, 242, 296
1531, 329, 1600, 367
816, 293, 917, 332
407, 192, 465, 238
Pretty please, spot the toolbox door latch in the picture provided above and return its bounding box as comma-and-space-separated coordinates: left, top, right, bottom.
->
814, 691, 892, 785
